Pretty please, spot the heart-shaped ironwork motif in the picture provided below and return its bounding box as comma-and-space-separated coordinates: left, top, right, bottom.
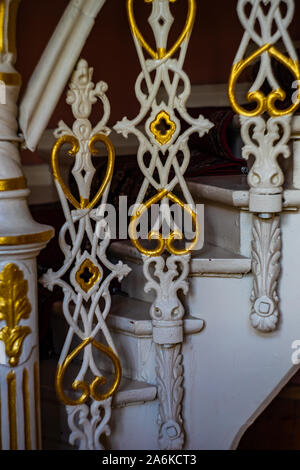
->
51, 133, 115, 210
228, 44, 300, 117
129, 189, 199, 256
56, 337, 122, 406
127, 0, 196, 60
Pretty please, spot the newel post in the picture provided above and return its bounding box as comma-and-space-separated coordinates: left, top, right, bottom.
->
0, 0, 54, 449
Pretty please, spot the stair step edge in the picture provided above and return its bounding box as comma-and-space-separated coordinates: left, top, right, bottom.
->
109, 295, 204, 336
52, 296, 205, 338
187, 176, 300, 210
108, 310, 204, 338
109, 241, 251, 276
187, 175, 249, 208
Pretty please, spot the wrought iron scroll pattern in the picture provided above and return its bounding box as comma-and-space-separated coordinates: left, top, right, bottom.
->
228, 0, 300, 118
115, 0, 212, 450
115, 0, 213, 257
229, 0, 300, 333
41, 59, 130, 450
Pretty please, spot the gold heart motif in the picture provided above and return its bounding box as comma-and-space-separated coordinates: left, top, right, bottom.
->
56, 337, 122, 406
127, 0, 196, 61
129, 189, 199, 256
228, 44, 300, 117
51, 133, 115, 210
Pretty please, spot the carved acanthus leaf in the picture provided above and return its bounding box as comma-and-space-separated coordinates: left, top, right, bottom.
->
250, 215, 281, 332
156, 344, 184, 450
0, 264, 32, 366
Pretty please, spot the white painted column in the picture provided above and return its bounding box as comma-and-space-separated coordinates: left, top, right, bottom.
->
0, 247, 50, 450
0, 0, 53, 449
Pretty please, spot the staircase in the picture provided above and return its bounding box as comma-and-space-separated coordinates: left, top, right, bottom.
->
39, 173, 300, 449
1, 0, 300, 452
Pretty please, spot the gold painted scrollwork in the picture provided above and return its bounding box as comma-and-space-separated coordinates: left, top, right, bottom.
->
129, 190, 199, 257
56, 338, 122, 406
228, 44, 300, 117
52, 135, 80, 208
0, 264, 31, 367
127, 0, 196, 61
52, 133, 115, 210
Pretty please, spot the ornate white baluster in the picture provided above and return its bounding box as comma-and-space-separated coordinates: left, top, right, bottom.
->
228, 0, 300, 332
115, 0, 212, 449
0, 0, 54, 450
143, 254, 189, 449
41, 59, 130, 450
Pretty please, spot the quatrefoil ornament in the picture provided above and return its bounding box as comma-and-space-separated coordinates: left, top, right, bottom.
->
75, 258, 101, 294
150, 110, 177, 145
70, 252, 103, 300
146, 105, 180, 150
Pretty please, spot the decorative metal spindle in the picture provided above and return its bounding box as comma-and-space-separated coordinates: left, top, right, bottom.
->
41, 59, 130, 450
228, 0, 300, 332
115, 0, 213, 449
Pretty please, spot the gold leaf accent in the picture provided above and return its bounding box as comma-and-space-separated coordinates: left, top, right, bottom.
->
51, 133, 115, 210
0, 229, 54, 247
34, 362, 41, 450
23, 369, 31, 450
7, 371, 17, 449
0, 176, 27, 192
228, 44, 300, 117
56, 338, 122, 406
75, 259, 101, 293
150, 110, 176, 145
128, 0, 195, 61
7, 0, 20, 55
0, 264, 32, 366
129, 189, 199, 256
0, 0, 20, 58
